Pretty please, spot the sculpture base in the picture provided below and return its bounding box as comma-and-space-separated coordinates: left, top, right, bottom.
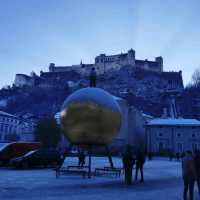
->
63, 143, 114, 178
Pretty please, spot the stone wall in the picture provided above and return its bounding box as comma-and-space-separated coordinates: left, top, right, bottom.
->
48, 49, 163, 76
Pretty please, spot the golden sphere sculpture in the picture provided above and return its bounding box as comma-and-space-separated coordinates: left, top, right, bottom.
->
60, 88, 122, 146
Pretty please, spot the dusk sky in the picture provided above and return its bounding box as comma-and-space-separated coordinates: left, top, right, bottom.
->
0, 0, 200, 88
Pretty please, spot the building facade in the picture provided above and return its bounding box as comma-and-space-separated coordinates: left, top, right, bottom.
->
146, 118, 200, 154
0, 111, 37, 142
14, 74, 34, 87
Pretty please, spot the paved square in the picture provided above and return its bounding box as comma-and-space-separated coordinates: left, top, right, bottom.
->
0, 157, 199, 200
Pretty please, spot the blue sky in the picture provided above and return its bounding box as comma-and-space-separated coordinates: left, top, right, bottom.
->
0, 0, 200, 88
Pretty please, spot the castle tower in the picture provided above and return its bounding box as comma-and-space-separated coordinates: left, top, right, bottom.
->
95, 54, 106, 74
144, 59, 149, 70
49, 63, 55, 72
127, 49, 135, 65
155, 56, 163, 72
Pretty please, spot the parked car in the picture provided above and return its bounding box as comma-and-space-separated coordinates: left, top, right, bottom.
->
10, 149, 62, 169
0, 142, 41, 165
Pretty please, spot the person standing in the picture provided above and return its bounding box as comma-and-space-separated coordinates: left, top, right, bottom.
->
89, 67, 97, 87
78, 151, 86, 167
122, 145, 135, 185
194, 150, 200, 197
176, 152, 180, 161
182, 151, 196, 200
135, 151, 146, 182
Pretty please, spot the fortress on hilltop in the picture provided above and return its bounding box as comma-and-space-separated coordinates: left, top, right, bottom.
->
48, 49, 163, 76
14, 49, 182, 93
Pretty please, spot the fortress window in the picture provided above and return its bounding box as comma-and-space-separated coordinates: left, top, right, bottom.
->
177, 143, 183, 152
158, 142, 164, 151
168, 80, 172, 84
192, 143, 198, 152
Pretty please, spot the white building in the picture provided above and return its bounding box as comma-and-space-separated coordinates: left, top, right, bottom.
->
14, 74, 34, 87
146, 118, 200, 154
0, 111, 20, 141
0, 111, 37, 142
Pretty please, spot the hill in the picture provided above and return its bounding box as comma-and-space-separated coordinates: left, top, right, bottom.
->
0, 66, 184, 118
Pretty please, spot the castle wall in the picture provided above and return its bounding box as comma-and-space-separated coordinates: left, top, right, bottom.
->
14, 74, 34, 87
47, 49, 163, 76
51, 66, 73, 72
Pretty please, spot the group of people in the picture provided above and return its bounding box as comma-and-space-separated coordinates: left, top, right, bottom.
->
122, 145, 146, 185
182, 150, 200, 200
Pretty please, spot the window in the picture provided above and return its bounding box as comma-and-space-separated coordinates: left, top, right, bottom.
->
159, 133, 163, 137
192, 133, 196, 138
4, 126, 8, 133
192, 143, 198, 152
177, 133, 181, 137
159, 142, 164, 151
177, 143, 183, 153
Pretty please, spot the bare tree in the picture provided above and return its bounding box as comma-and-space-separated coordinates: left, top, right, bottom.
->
34, 117, 61, 148
191, 68, 200, 87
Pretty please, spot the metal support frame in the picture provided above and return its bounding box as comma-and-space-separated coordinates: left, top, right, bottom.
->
105, 146, 114, 168
64, 143, 114, 178
88, 145, 92, 178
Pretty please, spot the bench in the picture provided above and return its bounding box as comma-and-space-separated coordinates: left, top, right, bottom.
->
104, 166, 124, 174
95, 167, 121, 177
55, 167, 87, 178
67, 165, 89, 170
104, 166, 123, 170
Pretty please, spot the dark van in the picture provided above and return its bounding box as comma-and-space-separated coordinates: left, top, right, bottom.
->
0, 142, 41, 165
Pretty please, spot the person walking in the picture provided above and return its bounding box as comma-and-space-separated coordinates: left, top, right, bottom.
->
182, 151, 196, 200
89, 67, 97, 87
135, 151, 146, 182
122, 145, 135, 185
194, 150, 200, 197
78, 151, 86, 167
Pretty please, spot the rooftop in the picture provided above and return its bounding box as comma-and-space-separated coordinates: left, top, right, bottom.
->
147, 118, 200, 126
